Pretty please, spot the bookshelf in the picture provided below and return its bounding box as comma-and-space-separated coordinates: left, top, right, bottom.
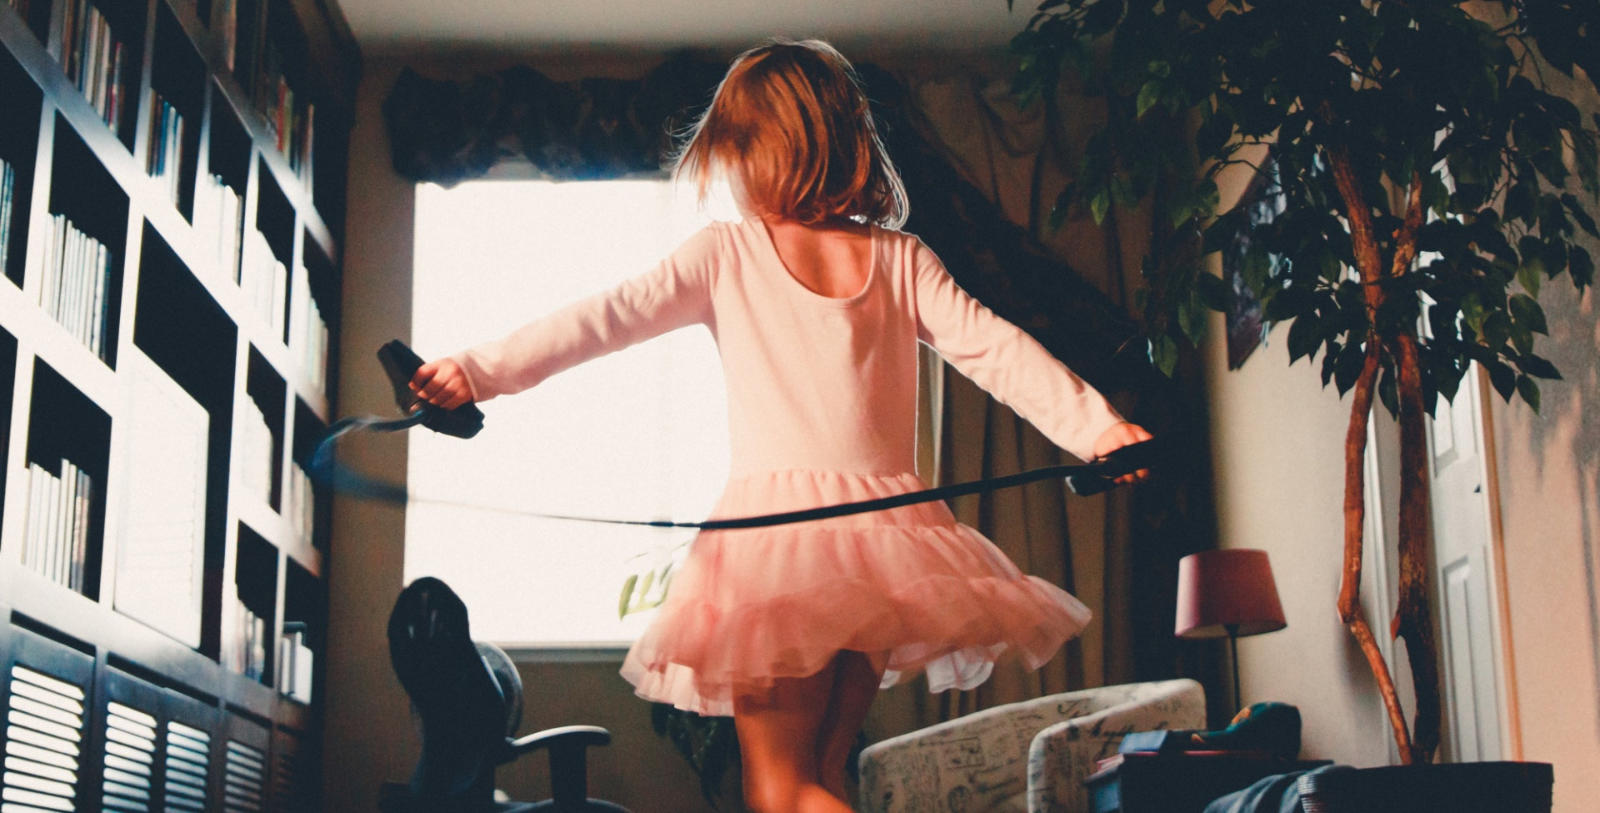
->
0, 0, 356, 809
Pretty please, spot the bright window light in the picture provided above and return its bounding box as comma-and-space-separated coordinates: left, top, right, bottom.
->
409, 177, 737, 648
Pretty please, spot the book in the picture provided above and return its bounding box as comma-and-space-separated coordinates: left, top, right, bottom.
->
0, 160, 14, 274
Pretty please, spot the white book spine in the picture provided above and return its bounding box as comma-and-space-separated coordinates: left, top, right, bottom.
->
74, 468, 90, 593
59, 459, 76, 588
43, 462, 59, 584
24, 463, 43, 571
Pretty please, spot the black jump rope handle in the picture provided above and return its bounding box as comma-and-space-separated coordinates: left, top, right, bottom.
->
1067, 436, 1163, 496
378, 340, 486, 439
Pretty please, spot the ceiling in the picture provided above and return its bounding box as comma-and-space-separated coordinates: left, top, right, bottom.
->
336, 0, 1034, 53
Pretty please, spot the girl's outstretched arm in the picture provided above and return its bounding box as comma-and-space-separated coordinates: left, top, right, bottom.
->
414, 224, 724, 407
910, 237, 1144, 468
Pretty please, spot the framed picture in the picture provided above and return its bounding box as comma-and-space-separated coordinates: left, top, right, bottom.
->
1224, 155, 1287, 370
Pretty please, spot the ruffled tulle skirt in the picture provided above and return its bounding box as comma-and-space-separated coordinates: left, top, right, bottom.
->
618, 469, 1092, 717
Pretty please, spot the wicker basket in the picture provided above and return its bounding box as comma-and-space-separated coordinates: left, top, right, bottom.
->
1298, 762, 1552, 813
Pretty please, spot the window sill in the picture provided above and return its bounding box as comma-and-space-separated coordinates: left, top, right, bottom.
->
500, 645, 630, 664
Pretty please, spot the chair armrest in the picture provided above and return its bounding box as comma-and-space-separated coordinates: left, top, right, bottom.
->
857, 695, 1102, 812
506, 724, 613, 759
1025, 678, 1206, 813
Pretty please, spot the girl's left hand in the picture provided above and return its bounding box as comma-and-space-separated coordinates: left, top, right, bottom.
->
1092, 421, 1154, 485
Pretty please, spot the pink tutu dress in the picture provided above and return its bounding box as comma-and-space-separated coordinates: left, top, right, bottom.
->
453, 217, 1123, 716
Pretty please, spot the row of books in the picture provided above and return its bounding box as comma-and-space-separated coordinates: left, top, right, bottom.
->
194, 173, 245, 285
39, 213, 115, 361
145, 89, 187, 207
256, 41, 314, 185
1, 159, 16, 273
286, 464, 313, 545
224, 599, 270, 681
289, 275, 329, 393
238, 397, 276, 508
277, 624, 314, 704
6, 0, 31, 22
22, 459, 95, 593
61, 0, 128, 131
242, 229, 288, 339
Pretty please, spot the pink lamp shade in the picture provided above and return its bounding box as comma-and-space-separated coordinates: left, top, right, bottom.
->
1175, 549, 1287, 639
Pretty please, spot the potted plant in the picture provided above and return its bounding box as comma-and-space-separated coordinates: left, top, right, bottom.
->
1010, 0, 1594, 804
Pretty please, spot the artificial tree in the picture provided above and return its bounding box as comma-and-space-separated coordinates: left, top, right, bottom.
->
1011, 0, 1598, 764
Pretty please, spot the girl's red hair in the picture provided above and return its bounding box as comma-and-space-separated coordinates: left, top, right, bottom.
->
674, 39, 908, 229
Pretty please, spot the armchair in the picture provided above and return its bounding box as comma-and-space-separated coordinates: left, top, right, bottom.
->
857, 678, 1205, 813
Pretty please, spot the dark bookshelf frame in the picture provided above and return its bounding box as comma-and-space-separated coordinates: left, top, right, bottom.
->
0, 0, 355, 808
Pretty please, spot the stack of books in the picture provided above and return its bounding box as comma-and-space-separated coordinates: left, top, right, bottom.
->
193, 174, 243, 283
289, 279, 328, 392
39, 213, 115, 361
238, 399, 275, 507
277, 623, 313, 703
23, 459, 94, 592
61, 0, 126, 130
242, 230, 287, 338
144, 89, 186, 206
224, 600, 269, 680
1, 158, 16, 273
285, 463, 313, 544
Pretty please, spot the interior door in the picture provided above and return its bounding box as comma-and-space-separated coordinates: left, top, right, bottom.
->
1426, 364, 1506, 762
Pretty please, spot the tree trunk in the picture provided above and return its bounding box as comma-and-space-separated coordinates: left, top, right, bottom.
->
1393, 330, 1442, 764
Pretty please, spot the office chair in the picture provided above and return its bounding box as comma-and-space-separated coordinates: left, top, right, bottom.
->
379, 577, 629, 812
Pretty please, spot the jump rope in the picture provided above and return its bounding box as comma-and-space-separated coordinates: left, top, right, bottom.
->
306, 340, 1163, 528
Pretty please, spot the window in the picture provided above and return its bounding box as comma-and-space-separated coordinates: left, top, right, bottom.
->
408, 178, 736, 648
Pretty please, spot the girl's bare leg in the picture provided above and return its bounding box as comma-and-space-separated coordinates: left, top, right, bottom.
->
734, 657, 856, 813
813, 650, 884, 803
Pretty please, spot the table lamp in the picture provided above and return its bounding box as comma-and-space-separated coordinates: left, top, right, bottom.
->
1175, 549, 1287, 711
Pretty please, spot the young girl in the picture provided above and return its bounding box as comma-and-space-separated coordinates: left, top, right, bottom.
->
410, 39, 1150, 813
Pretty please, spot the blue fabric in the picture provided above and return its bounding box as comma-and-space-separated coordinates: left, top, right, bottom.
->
1202, 765, 1354, 813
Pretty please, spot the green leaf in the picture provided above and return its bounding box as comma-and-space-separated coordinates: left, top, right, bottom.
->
1487, 360, 1516, 401
1378, 363, 1398, 417
1287, 315, 1320, 364
618, 574, 639, 619
1321, 340, 1342, 386
1334, 344, 1366, 395
1517, 261, 1542, 298
1510, 293, 1548, 335
1516, 375, 1541, 414
1137, 80, 1163, 118
1571, 245, 1594, 290
1090, 189, 1111, 225
1503, 181, 1536, 225
1483, 310, 1511, 352
1149, 334, 1178, 377
1517, 353, 1562, 380
1563, 194, 1598, 238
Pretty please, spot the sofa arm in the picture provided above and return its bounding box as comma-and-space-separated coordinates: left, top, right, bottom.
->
857, 706, 1039, 813
1026, 678, 1206, 813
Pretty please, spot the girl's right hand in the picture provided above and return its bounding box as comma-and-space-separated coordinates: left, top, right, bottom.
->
409, 358, 475, 411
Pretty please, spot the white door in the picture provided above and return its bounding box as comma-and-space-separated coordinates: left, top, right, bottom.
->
1426, 365, 1506, 762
